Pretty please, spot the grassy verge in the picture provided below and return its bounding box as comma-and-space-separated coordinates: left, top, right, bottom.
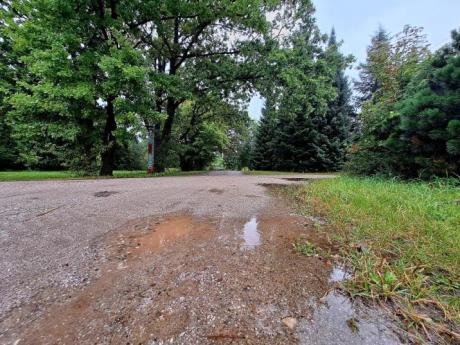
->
282, 176, 460, 343
242, 170, 337, 176
0, 170, 205, 181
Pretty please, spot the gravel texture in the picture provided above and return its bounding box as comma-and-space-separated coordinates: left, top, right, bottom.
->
0, 173, 402, 344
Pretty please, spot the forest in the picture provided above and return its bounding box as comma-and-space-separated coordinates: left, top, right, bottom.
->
0, 0, 459, 179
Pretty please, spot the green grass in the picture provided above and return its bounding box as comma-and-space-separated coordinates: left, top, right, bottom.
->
283, 176, 460, 343
0, 170, 78, 181
243, 170, 337, 175
0, 169, 205, 181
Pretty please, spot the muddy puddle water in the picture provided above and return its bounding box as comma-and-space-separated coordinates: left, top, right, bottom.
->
16, 214, 214, 345
329, 265, 351, 283
299, 291, 401, 345
240, 216, 261, 250
125, 215, 198, 260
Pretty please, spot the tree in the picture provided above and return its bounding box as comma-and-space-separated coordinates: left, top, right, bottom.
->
251, 103, 278, 170
0, 3, 21, 169
355, 27, 391, 103
178, 122, 228, 171
133, 0, 281, 171
347, 25, 431, 177
253, 8, 352, 172
387, 29, 460, 177
4, 0, 152, 174
323, 28, 354, 170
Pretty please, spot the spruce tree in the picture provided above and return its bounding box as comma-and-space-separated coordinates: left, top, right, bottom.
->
387, 29, 460, 177
251, 105, 277, 170
323, 28, 354, 170
355, 27, 391, 102
274, 111, 331, 172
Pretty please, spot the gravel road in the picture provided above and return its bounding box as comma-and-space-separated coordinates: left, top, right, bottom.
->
0, 173, 402, 345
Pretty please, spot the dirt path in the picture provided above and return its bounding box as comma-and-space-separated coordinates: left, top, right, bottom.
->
0, 173, 401, 344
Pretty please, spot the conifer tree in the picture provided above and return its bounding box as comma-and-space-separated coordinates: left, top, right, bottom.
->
387, 29, 460, 177
251, 104, 277, 170
323, 28, 354, 170
355, 27, 391, 102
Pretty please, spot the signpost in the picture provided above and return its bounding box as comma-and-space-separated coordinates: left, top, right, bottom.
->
146, 125, 154, 174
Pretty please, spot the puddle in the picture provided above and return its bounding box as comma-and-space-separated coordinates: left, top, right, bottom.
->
298, 291, 401, 345
329, 265, 351, 283
94, 191, 119, 197
125, 215, 200, 259
240, 217, 261, 250
19, 214, 214, 343
209, 188, 224, 194
257, 183, 286, 189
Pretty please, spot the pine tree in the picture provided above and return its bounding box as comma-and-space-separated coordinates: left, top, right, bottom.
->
251, 105, 277, 170
323, 28, 354, 170
274, 111, 331, 172
355, 27, 391, 102
388, 29, 460, 177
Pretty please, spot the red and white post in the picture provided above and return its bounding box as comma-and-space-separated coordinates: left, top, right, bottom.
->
147, 125, 154, 174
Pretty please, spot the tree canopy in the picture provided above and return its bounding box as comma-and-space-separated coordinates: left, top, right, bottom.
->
1, 1, 458, 179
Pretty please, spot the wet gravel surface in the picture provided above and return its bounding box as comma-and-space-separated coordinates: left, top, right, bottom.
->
0, 173, 403, 344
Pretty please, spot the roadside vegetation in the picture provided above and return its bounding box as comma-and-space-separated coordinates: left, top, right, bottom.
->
0, 170, 205, 182
242, 170, 336, 176
283, 177, 460, 343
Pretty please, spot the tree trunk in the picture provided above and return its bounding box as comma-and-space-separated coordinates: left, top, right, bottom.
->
100, 96, 117, 176
155, 97, 179, 172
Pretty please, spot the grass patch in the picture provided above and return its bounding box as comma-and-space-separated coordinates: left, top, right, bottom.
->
283, 176, 460, 343
0, 170, 205, 181
0, 170, 78, 181
293, 238, 319, 256
243, 170, 337, 176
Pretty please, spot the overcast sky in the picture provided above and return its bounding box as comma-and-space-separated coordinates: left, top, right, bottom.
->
248, 0, 460, 120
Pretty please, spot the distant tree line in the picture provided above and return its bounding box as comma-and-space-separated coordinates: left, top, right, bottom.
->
251, 23, 460, 179
1, 1, 458, 178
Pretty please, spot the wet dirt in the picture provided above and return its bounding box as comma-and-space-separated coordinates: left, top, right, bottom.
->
94, 191, 119, 197
298, 291, 401, 345
208, 188, 225, 195
257, 183, 287, 189
4, 206, 337, 344
12, 213, 215, 344
1, 186, 402, 345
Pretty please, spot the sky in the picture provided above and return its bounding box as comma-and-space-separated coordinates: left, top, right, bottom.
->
247, 0, 460, 120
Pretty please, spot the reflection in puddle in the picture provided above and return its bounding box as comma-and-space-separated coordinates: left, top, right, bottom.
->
241, 217, 261, 250
329, 265, 351, 283
298, 291, 401, 345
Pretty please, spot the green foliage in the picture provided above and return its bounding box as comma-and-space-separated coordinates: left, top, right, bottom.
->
285, 176, 460, 341
179, 122, 228, 171
252, 24, 354, 172
349, 28, 460, 178
251, 105, 278, 170
393, 30, 460, 177
293, 238, 318, 256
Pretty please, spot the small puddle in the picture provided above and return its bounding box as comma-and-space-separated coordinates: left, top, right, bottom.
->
329, 265, 351, 283
94, 191, 119, 197
240, 217, 261, 250
122, 215, 210, 260
299, 291, 401, 345
209, 188, 224, 195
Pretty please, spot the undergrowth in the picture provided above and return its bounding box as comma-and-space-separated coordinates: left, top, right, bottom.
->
281, 176, 460, 344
